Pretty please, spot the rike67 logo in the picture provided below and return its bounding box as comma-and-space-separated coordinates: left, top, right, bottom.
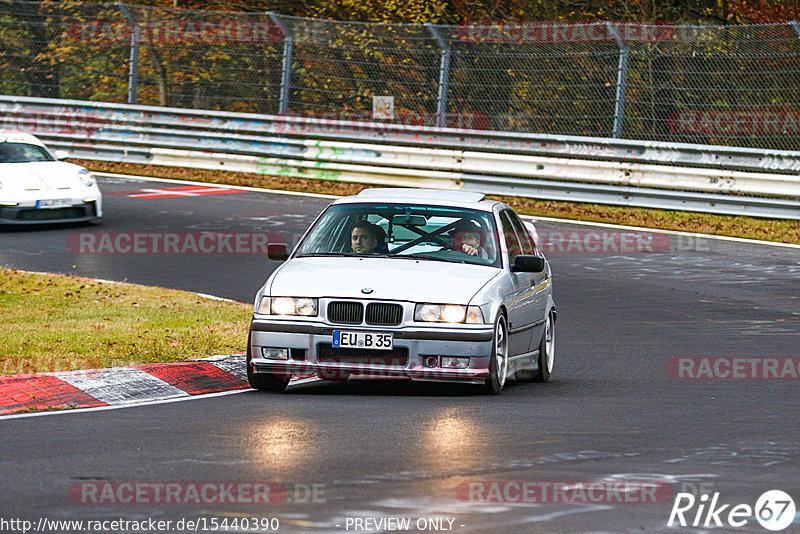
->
668, 490, 796, 531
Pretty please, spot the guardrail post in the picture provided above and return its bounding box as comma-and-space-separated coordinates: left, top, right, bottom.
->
268, 12, 293, 115
116, 2, 140, 105
606, 22, 629, 139
426, 23, 451, 128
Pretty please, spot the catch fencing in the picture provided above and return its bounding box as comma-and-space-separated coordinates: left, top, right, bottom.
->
2, 1, 800, 150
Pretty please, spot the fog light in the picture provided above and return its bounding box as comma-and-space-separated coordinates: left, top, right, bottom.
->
424, 356, 439, 368
261, 347, 289, 360
441, 357, 469, 369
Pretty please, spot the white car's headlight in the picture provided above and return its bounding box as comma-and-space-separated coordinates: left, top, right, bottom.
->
258, 296, 318, 316
414, 303, 484, 324
78, 169, 96, 187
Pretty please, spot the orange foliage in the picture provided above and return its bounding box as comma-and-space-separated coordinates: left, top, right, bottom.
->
728, 0, 800, 22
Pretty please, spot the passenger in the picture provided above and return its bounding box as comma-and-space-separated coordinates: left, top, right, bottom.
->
350, 221, 378, 255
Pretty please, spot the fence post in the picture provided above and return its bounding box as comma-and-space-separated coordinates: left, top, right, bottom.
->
606, 22, 629, 139
116, 2, 139, 105
425, 23, 451, 128
268, 12, 292, 115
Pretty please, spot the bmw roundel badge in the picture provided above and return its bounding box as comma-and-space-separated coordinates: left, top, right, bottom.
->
361, 288, 374, 294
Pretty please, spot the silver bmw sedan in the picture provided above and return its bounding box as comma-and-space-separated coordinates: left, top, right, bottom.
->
248, 188, 556, 394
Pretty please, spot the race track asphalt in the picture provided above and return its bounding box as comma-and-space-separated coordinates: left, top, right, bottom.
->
1, 174, 799, 533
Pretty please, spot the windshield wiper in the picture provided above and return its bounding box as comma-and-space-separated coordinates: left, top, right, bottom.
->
296, 252, 352, 258
394, 254, 465, 264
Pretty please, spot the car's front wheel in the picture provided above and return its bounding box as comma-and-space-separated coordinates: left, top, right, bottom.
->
483, 313, 508, 395
246, 331, 290, 392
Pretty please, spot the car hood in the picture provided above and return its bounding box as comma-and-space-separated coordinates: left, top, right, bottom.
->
0, 162, 88, 193
269, 256, 500, 303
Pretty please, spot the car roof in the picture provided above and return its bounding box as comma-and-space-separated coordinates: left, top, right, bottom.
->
0, 131, 46, 147
336, 188, 497, 210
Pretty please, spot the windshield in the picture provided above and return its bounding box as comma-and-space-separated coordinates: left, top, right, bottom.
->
0, 142, 54, 163
297, 203, 501, 267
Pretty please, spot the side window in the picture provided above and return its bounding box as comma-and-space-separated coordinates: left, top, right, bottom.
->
507, 211, 536, 255
499, 211, 523, 265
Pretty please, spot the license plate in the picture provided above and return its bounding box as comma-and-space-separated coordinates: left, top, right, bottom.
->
333, 331, 393, 350
37, 199, 72, 208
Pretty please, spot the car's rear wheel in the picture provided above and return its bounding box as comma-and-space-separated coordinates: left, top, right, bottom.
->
246, 331, 290, 392
534, 311, 555, 382
483, 313, 508, 395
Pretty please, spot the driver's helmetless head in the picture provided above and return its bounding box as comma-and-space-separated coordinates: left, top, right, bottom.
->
351, 223, 377, 255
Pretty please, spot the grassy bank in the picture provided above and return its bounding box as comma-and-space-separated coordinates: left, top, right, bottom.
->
78, 160, 800, 245
0, 268, 251, 375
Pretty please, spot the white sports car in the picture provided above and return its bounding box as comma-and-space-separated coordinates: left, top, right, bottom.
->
248, 188, 556, 395
0, 132, 102, 224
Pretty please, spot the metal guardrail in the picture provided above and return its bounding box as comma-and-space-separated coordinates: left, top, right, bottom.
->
2, 95, 800, 219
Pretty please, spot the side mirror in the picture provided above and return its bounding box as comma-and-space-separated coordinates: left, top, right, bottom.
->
267, 242, 289, 261
53, 150, 70, 160
512, 254, 545, 273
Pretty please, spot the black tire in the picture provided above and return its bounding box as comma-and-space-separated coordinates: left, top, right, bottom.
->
246, 331, 290, 392
534, 311, 555, 383
483, 313, 508, 395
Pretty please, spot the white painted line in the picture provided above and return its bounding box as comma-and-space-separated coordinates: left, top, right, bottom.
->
12, 269, 245, 305
0, 389, 251, 420
195, 292, 240, 303
95, 171, 799, 249
58, 368, 189, 404
521, 215, 800, 249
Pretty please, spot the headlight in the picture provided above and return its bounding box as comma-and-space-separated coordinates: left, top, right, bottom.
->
414, 303, 484, 324
78, 169, 96, 187
258, 296, 318, 316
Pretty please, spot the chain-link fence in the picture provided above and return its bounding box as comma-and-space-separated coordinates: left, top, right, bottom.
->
2, 0, 800, 150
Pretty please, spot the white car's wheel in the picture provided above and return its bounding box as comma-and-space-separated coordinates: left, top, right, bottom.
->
483, 313, 508, 395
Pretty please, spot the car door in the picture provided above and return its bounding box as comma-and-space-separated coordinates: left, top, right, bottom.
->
507, 211, 550, 351
498, 210, 536, 356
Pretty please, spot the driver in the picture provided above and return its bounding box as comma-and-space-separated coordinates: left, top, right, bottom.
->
350, 221, 378, 255
453, 221, 489, 260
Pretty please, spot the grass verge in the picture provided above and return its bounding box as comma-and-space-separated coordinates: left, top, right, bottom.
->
79, 159, 800, 245
0, 268, 251, 375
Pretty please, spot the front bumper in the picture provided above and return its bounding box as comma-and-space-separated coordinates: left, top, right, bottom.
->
0, 199, 101, 224
249, 319, 495, 385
